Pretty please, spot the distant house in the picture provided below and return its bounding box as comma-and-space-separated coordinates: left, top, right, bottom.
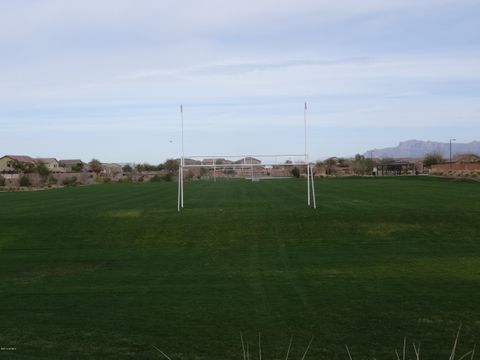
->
36, 158, 64, 172
313, 164, 326, 177
201, 158, 233, 166
454, 154, 480, 163
102, 163, 123, 176
59, 159, 84, 172
178, 158, 202, 166
234, 157, 261, 165
0, 155, 36, 173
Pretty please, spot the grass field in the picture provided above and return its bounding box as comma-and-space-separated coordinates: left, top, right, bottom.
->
1, 177, 480, 359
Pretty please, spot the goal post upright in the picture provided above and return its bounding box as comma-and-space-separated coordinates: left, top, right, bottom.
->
305, 102, 311, 207
177, 104, 185, 211
305, 101, 317, 209
310, 164, 317, 209
181, 104, 185, 208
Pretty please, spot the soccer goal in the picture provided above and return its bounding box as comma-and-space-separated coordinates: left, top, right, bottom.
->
177, 104, 317, 211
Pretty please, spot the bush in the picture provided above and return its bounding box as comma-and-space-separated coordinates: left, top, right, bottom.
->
424, 152, 445, 167
19, 176, 31, 187
89, 159, 103, 174
118, 176, 133, 183
0, 175, 5, 187
36, 163, 50, 178
95, 176, 111, 184
290, 167, 300, 178
185, 170, 194, 180
150, 175, 163, 182
163, 172, 173, 182
71, 164, 84, 172
62, 177, 78, 187
47, 175, 58, 186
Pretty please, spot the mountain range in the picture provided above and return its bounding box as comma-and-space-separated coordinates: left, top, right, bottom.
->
364, 140, 480, 159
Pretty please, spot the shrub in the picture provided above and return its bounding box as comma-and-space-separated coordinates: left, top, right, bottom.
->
0, 175, 5, 187
89, 159, 103, 174
95, 176, 111, 184
185, 170, 194, 180
47, 175, 57, 186
290, 167, 300, 178
19, 176, 31, 187
36, 163, 50, 178
71, 164, 84, 172
118, 176, 133, 183
150, 175, 163, 182
122, 164, 133, 173
163, 172, 173, 182
62, 177, 78, 187
424, 152, 445, 167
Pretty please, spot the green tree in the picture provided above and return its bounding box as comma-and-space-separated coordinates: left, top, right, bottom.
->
150, 175, 163, 182
185, 170, 194, 180
352, 154, 365, 175
71, 163, 84, 172
200, 167, 209, 177
122, 164, 133, 173
89, 159, 103, 174
290, 167, 300, 178
223, 167, 235, 175
19, 176, 31, 187
164, 159, 179, 173
11, 160, 25, 172
11, 161, 35, 173
135, 163, 158, 172
62, 177, 78, 187
365, 158, 376, 175
423, 152, 444, 167
36, 162, 50, 179
324, 158, 337, 175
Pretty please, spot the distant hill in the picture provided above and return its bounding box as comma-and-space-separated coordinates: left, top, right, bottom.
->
364, 140, 480, 159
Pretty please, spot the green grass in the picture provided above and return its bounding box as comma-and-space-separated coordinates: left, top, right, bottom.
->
0, 177, 479, 359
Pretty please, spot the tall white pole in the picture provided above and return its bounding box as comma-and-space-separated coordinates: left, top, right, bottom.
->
307, 158, 310, 206
181, 105, 185, 164
181, 166, 184, 208
177, 164, 181, 212
305, 102, 310, 206
180, 105, 184, 208
310, 165, 316, 209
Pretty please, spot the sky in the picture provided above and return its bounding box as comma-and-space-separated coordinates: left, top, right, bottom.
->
0, 0, 479, 163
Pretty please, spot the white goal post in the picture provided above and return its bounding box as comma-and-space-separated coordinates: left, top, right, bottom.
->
177, 104, 317, 211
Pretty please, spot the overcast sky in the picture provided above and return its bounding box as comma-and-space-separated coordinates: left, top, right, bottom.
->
1, 0, 479, 162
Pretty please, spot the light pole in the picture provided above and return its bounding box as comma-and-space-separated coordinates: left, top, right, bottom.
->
449, 139, 456, 168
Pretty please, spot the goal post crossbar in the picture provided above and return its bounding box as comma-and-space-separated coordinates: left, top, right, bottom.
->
185, 154, 306, 159
182, 163, 308, 168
